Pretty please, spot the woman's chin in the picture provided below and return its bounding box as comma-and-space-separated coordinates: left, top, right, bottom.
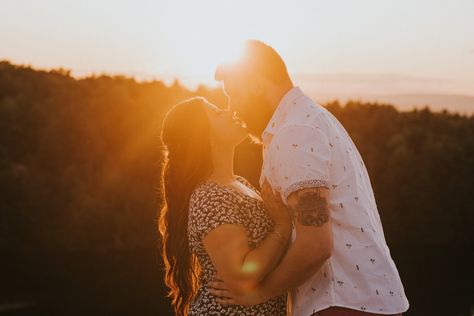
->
221, 123, 249, 146
240, 132, 249, 141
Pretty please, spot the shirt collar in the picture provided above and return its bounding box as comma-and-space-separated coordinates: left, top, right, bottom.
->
262, 86, 304, 141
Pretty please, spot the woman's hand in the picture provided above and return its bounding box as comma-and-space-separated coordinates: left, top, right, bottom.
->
208, 276, 266, 306
261, 179, 292, 234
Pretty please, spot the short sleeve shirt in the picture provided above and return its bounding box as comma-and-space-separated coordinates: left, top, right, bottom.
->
259, 87, 409, 316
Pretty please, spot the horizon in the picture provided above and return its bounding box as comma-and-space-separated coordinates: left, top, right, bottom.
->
3, 58, 474, 115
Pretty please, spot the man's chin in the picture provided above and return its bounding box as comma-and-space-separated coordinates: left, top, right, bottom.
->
233, 98, 272, 136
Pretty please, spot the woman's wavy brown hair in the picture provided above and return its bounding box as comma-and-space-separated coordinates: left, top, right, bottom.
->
158, 97, 213, 316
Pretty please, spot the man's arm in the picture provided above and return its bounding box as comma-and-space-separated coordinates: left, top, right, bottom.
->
210, 186, 333, 305
256, 186, 333, 300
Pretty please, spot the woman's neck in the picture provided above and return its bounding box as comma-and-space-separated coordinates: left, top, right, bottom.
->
208, 144, 236, 184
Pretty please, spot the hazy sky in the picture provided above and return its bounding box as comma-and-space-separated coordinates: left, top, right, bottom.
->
1, 0, 473, 94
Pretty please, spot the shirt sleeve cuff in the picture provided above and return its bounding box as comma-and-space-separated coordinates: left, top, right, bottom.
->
283, 179, 329, 203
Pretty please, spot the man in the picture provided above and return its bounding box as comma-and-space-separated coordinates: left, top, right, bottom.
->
210, 40, 409, 316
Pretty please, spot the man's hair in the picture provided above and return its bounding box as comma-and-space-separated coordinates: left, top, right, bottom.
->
215, 40, 291, 85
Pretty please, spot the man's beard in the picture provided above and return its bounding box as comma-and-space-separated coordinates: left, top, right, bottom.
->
235, 93, 274, 139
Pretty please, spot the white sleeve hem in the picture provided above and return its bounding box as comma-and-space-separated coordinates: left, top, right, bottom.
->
283, 179, 329, 202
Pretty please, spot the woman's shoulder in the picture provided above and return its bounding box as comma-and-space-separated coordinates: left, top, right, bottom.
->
190, 175, 257, 204
189, 180, 233, 209
235, 175, 260, 192
235, 175, 249, 185
192, 179, 227, 195
188, 179, 246, 232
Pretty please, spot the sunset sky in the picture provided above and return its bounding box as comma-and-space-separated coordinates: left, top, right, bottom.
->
1, 0, 473, 111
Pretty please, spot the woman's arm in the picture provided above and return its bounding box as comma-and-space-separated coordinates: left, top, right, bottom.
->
203, 182, 292, 294
209, 186, 333, 305
203, 221, 290, 294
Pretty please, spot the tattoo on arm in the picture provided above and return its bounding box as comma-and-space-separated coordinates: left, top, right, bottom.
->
293, 189, 329, 227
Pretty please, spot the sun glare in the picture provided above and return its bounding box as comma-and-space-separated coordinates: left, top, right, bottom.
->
164, 0, 270, 84
178, 38, 244, 77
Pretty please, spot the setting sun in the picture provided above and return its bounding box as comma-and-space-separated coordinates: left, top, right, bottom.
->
162, 0, 277, 80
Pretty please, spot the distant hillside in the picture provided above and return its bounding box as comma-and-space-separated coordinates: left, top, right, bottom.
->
311, 93, 474, 115
294, 73, 474, 115
373, 94, 474, 114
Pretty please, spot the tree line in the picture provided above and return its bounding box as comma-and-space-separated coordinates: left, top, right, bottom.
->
1, 60, 473, 253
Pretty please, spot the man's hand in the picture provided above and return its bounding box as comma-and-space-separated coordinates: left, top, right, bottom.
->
208, 276, 266, 306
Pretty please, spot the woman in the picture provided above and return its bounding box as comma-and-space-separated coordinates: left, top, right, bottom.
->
159, 97, 292, 316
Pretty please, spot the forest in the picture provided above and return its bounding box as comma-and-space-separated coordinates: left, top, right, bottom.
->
0, 60, 473, 316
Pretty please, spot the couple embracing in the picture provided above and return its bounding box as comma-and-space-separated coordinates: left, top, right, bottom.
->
159, 40, 409, 316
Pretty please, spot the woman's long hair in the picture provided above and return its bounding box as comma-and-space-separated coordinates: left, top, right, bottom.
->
158, 97, 213, 316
